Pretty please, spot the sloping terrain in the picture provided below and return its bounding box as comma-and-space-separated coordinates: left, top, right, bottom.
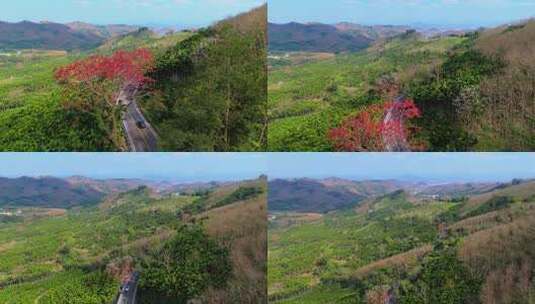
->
0, 177, 267, 303
268, 179, 535, 303
195, 177, 267, 303
268, 19, 534, 152
141, 4, 267, 151
0, 5, 265, 152
268, 31, 465, 151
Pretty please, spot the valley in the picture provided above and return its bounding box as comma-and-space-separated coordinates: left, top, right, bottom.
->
0, 175, 267, 303
268, 177, 535, 303
268, 20, 534, 152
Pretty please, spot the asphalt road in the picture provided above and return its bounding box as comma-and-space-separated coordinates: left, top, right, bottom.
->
116, 272, 139, 304
383, 95, 410, 152
121, 92, 159, 152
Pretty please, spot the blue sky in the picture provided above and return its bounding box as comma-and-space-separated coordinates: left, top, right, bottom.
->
0, 153, 266, 182
2, 0, 265, 27
269, 0, 535, 28
268, 153, 535, 182
1, 153, 533, 183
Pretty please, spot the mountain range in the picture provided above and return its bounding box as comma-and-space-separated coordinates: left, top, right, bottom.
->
268, 21, 468, 53
0, 176, 165, 208
268, 178, 528, 213
0, 20, 138, 50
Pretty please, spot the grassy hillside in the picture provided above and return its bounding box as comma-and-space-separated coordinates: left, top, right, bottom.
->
268, 180, 535, 303
0, 178, 267, 303
97, 28, 192, 54
268, 20, 535, 151
196, 178, 267, 303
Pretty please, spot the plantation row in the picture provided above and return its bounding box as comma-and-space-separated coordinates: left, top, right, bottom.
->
268, 183, 535, 303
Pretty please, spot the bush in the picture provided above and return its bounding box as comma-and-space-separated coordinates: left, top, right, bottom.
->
408, 49, 505, 151
139, 225, 232, 303
399, 239, 482, 303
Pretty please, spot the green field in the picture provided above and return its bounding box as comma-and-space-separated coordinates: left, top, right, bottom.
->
0, 178, 267, 303
268, 182, 535, 303
268, 35, 465, 151
0, 189, 194, 302
269, 21, 535, 152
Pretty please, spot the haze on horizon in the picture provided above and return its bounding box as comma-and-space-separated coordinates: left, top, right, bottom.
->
2, 0, 265, 28
269, 0, 535, 29
268, 153, 535, 183
0, 153, 267, 182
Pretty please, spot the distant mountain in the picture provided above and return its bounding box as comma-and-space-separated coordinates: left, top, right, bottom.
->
267, 178, 534, 213
66, 22, 139, 39
415, 182, 502, 198
0, 176, 105, 208
268, 22, 412, 53
0, 176, 167, 209
0, 20, 138, 50
268, 178, 410, 213
334, 23, 411, 40
65, 176, 159, 194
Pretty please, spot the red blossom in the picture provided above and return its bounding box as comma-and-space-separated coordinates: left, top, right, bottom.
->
328, 99, 423, 152
55, 48, 155, 88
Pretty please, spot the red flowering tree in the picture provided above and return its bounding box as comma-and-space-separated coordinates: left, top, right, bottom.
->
55, 48, 155, 148
328, 98, 424, 152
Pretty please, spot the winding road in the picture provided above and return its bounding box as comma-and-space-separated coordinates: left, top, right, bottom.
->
116, 272, 139, 304
119, 87, 159, 152
383, 95, 410, 152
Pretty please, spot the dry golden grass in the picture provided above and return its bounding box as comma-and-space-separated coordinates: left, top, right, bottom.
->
215, 4, 267, 36
476, 20, 535, 69
459, 214, 535, 303
197, 179, 267, 303
469, 20, 535, 150
352, 245, 432, 279
0, 240, 18, 253
460, 215, 535, 276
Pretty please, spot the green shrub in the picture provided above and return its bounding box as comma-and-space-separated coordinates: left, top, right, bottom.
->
139, 225, 231, 303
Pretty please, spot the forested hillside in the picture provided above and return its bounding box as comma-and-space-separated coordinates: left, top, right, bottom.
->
268, 179, 535, 303
142, 4, 267, 151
